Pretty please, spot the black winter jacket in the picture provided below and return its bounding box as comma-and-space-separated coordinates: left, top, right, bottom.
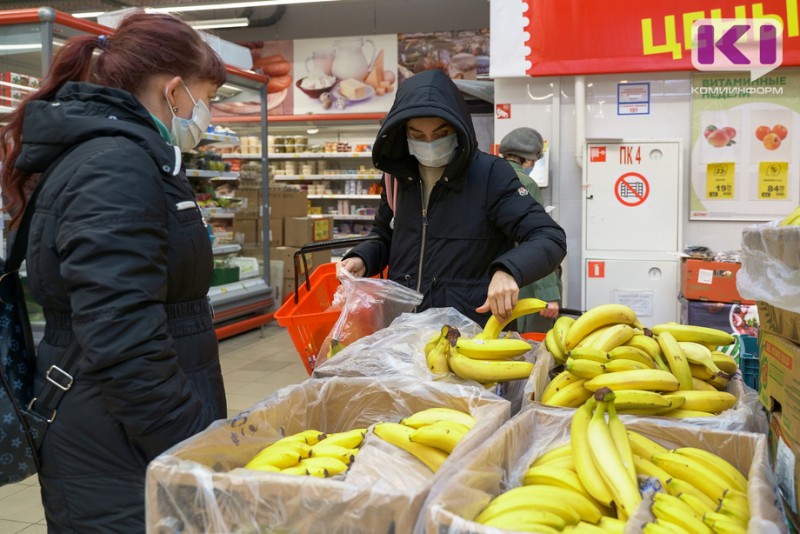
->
15, 82, 226, 532
345, 70, 567, 325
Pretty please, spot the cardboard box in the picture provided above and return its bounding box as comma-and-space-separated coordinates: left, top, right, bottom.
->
262, 217, 283, 247
423, 404, 784, 533
269, 246, 308, 279
231, 216, 259, 244
678, 296, 759, 337
235, 188, 261, 217
268, 187, 308, 219
283, 216, 334, 247
281, 279, 296, 303
758, 300, 800, 345
760, 331, 800, 443
311, 249, 332, 268
768, 411, 800, 531
681, 258, 753, 304
146, 377, 511, 534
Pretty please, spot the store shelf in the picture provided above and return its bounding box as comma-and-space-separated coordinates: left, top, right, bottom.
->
208, 277, 270, 309
200, 208, 237, 219
223, 152, 371, 159
186, 169, 240, 180
212, 244, 242, 255
312, 214, 375, 221
272, 174, 383, 181
199, 132, 240, 147
307, 194, 381, 200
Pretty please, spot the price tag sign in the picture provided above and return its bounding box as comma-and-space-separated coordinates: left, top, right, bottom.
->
758, 161, 789, 200
705, 163, 735, 199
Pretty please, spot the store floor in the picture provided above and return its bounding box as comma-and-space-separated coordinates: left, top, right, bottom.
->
0, 323, 306, 533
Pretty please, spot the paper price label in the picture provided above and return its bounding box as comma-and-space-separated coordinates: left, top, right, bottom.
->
705, 163, 735, 199
758, 161, 789, 200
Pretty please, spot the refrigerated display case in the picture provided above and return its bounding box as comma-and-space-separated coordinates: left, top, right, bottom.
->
0, 7, 274, 339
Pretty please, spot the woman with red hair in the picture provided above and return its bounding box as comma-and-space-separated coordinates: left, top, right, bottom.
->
0, 12, 227, 531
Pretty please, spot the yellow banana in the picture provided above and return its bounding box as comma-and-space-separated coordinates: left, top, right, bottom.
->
633, 453, 671, 487
521, 464, 592, 499
689, 363, 716, 380
541, 370, 581, 403
679, 491, 716, 516
627, 430, 669, 460
679, 342, 724, 376
604, 358, 651, 372
308, 443, 357, 464
554, 316, 575, 351
448, 347, 533, 382
702, 511, 748, 533
656, 332, 693, 391
778, 205, 800, 226
588, 323, 637, 352
711, 352, 739, 376
644, 519, 689, 534
575, 325, 613, 349
584, 369, 680, 392
245, 448, 302, 470
565, 522, 611, 533
598, 516, 627, 533
475, 487, 581, 526
478, 508, 566, 531
545, 328, 567, 363
691, 378, 718, 391
476, 484, 603, 525
660, 394, 687, 411
674, 447, 747, 493
608, 345, 656, 367
409, 421, 466, 454
652, 452, 731, 502
626, 334, 670, 370
652, 492, 713, 534
566, 357, 607, 379
255, 440, 312, 459
530, 442, 572, 467
423, 330, 442, 358
662, 408, 716, 418
243, 462, 280, 473
426, 335, 450, 375
612, 389, 672, 412
299, 456, 349, 475
606, 397, 637, 487
563, 304, 639, 350
274, 429, 326, 446
722, 488, 749, 508
669, 391, 736, 414
455, 337, 532, 360
571, 397, 614, 507
587, 394, 642, 517
568, 346, 611, 363
319, 428, 366, 449
482, 298, 548, 339
280, 464, 328, 477
543, 378, 592, 408
373, 423, 448, 473
705, 372, 731, 391
667, 478, 718, 510
400, 407, 475, 429
716, 496, 750, 527
651, 324, 735, 347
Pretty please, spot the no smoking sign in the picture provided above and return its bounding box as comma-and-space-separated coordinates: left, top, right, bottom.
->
614, 172, 649, 207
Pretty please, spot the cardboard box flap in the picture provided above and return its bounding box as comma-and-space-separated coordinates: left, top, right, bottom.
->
422, 404, 786, 533
739, 222, 800, 313
146, 376, 510, 533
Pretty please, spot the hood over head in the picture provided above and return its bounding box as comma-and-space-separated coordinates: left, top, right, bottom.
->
372, 69, 477, 180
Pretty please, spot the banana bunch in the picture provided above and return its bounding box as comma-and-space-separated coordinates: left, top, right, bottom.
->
244, 428, 366, 477
373, 407, 475, 473
779, 204, 800, 226
422, 323, 535, 383
541, 305, 739, 418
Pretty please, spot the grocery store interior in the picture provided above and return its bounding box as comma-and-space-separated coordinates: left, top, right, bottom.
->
0, 0, 799, 533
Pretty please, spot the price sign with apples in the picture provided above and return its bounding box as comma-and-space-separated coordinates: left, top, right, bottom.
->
705, 163, 735, 200
758, 162, 789, 200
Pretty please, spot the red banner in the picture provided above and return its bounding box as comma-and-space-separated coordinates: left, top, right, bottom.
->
525, 0, 800, 76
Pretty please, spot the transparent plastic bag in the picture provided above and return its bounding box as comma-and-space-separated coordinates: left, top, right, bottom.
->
315, 265, 423, 366
738, 221, 800, 312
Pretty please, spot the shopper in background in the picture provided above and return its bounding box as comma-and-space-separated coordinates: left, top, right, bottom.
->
340, 69, 567, 326
498, 127, 562, 332
0, 12, 227, 532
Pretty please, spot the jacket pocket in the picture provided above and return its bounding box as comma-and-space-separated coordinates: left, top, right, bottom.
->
432, 277, 489, 322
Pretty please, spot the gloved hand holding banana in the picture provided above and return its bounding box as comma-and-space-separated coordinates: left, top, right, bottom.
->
422, 298, 549, 383
469, 389, 750, 533
541, 303, 740, 418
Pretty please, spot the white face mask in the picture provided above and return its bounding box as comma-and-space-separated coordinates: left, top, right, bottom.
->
167, 82, 211, 151
407, 132, 458, 168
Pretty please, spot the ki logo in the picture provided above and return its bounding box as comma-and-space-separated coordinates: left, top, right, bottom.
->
691, 18, 783, 80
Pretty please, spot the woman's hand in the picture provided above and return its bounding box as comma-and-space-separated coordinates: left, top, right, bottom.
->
540, 301, 560, 319
476, 270, 519, 323
339, 257, 366, 277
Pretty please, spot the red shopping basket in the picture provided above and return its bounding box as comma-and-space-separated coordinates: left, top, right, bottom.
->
274, 236, 381, 375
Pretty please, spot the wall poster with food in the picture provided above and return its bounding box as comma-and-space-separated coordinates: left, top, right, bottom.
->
293, 34, 398, 115
397, 30, 489, 84
690, 71, 800, 221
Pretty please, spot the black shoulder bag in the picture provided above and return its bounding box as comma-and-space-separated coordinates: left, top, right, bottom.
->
0, 153, 81, 485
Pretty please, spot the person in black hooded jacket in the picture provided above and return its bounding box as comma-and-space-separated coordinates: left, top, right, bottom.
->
0, 13, 227, 533
340, 70, 567, 325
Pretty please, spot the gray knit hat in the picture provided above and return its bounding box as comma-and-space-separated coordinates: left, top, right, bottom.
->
499, 127, 544, 160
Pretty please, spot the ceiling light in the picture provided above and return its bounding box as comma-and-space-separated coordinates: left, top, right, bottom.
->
189, 18, 250, 30
0, 44, 42, 51
74, 0, 343, 18
306, 126, 319, 135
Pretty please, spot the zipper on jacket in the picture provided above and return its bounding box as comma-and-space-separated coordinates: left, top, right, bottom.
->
416, 181, 428, 294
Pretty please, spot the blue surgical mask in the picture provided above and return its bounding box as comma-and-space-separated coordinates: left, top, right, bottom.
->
167, 82, 211, 152
407, 132, 458, 167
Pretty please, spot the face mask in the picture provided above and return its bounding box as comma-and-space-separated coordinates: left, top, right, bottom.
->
407, 132, 458, 167
167, 82, 211, 151
522, 164, 535, 174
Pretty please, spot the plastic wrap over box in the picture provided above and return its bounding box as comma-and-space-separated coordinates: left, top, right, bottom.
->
312, 307, 538, 414
522, 344, 768, 433
421, 404, 785, 534
739, 222, 800, 314
146, 376, 510, 534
